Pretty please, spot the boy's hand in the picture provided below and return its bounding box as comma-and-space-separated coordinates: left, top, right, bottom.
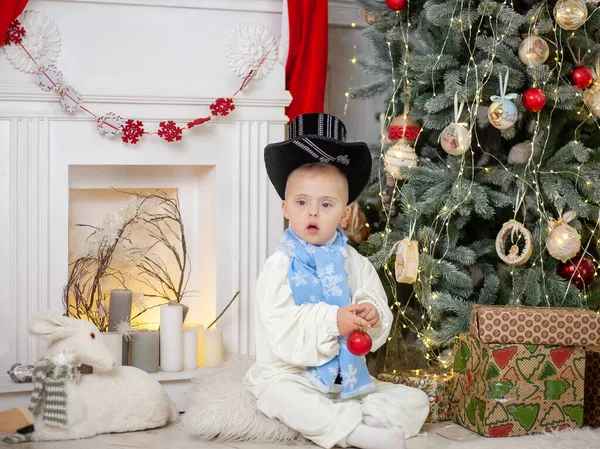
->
357, 302, 380, 328
337, 304, 370, 337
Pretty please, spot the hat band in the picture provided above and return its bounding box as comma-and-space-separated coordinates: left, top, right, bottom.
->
292, 139, 350, 166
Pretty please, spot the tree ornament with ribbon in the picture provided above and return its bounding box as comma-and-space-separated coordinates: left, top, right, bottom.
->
384, 112, 420, 180
488, 70, 518, 130
495, 220, 533, 266
547, 211, 581, 263
566, 37, 593, 90
440, 93, 470, 156
553, 0, 588, 31
518, 35, 549, 65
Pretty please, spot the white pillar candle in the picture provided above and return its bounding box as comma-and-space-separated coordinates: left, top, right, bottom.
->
102, 332, 123, 367
182, 330, 198, 370
204, 328, 224, 368
184, 324, 205, 367
159, 304, 183, 372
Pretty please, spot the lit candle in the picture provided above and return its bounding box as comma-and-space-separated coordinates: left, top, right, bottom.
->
159, 303, 183, 372
204, 328, 224, 367
183, 330, 198, 370
102, 332, 123, 367
130, 330, 159, 373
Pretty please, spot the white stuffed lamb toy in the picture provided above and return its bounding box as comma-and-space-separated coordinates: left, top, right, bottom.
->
16, 312, 178, 442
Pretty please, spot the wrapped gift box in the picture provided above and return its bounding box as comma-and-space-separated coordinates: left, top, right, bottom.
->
470, 304, 600, 346
585, 346, 600, 428
451, 333, 584, 437
378, 368, 453, 422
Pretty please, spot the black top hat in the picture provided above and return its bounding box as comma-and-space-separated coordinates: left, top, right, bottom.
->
264, 113, 372, 204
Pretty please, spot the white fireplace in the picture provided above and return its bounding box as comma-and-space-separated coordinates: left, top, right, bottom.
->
0, 0, 290, 409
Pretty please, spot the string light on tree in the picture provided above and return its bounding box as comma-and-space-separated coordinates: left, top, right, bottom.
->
522, 88, 546, 112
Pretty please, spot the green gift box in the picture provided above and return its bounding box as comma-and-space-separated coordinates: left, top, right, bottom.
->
378, 368, 453, 422
450, 333, 584, 437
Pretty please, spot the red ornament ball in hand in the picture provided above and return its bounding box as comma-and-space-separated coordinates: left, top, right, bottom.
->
570, 66, 593, 89
347, 330, 372, 356
522, 88, 546, 112
386, 0, 407, 11
558, 257, 596, 290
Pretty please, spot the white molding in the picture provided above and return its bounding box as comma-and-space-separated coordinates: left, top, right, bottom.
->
329, 0, 367, 28
8, 119, 51, 370
0, 84, 292, 108
37, 0, 283, 13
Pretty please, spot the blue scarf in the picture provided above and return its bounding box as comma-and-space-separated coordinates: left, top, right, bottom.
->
279, 227, 373, 399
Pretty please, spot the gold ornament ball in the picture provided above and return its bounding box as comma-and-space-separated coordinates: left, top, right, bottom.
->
584, 80, 600, 118
518, 36, 550, 65
547, 223, 581, 262
440, 123, 470, 156
384, 142, 418, 180
553, 0, 588, 31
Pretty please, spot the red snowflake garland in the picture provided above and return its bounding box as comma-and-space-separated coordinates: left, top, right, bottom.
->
187, 116, 212, 129
3, 19, 26, 47
157, 121, 183, 142
210, 98, 235, 116
4, 12, 279, 144
122, 119, 145, 144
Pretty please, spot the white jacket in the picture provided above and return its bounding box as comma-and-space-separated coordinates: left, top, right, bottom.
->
244, 245, 393, 397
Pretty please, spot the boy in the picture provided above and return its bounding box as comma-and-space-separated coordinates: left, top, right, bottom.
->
244, 113, 429, 449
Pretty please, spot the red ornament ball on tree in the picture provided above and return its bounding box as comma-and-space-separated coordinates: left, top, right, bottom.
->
570, 66, 593, 89
522, 88, 546, 112
386, 0, 407, 11
558, 257, 596, 290
347, 330, 373, 356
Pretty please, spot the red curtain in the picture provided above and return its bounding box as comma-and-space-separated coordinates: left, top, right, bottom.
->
284, 0, 328, 122
1, 0, 28, 45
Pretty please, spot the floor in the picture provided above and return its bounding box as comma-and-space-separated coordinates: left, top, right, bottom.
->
0, 420, 479, 449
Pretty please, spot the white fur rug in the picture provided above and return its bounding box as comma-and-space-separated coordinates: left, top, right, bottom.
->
182, 354, 306, 444
429, 426, 600, 449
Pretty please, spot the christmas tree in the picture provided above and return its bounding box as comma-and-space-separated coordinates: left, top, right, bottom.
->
352, 0, 600, 368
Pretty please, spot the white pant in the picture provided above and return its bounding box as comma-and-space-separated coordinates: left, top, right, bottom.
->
255, 375, 430, 449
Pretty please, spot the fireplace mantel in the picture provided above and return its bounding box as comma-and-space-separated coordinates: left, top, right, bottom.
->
0, 0, 289, 409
